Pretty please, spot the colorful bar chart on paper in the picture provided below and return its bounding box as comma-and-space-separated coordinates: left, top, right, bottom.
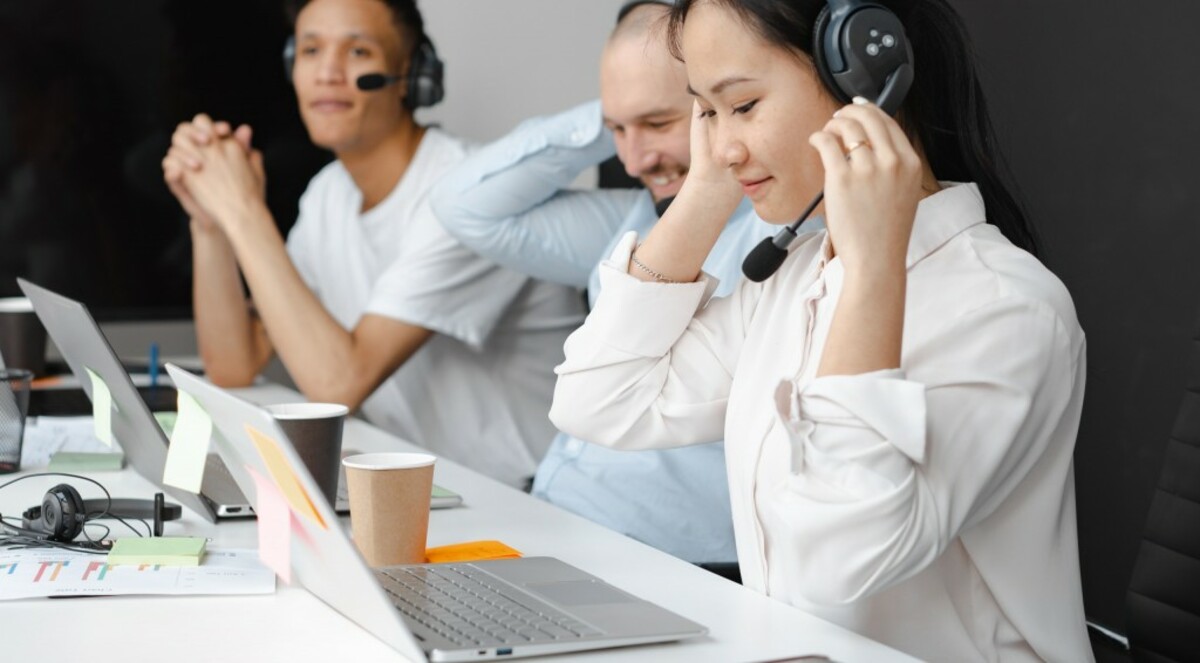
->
0, 549, 274, 600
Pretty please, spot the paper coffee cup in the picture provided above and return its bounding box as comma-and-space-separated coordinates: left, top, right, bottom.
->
264, 402, 348, 505
0, 298, 47, 377
342, 452, 435, 567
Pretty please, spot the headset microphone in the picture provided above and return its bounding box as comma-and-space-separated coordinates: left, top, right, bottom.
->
742, 192, 824, 282
356, 73, 404, 91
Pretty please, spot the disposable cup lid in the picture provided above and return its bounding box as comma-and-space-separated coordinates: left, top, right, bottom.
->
342, 452, 436, 471
264, 402, 349, 419
0, 298, 35, 313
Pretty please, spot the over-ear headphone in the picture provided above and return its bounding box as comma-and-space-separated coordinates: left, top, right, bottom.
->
741, 0, 916, 282
811, 0, 914, 116
23, 484, 87, 542
12, 484, 182, 542
282, 34, 445, 109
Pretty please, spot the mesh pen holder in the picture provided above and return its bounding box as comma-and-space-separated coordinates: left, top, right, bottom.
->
0, 368, 32, 473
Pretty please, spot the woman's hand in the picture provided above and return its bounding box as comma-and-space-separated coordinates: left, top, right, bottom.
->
622, 101, 744, 285
808, 97, 925, 275
674, 100, 745, 222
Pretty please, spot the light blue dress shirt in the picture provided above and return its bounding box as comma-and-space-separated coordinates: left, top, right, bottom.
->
431, 100, 781, 563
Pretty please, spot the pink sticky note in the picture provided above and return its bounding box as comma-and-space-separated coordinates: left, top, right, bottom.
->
248, 466, 291, 584
291, 511, 318, 552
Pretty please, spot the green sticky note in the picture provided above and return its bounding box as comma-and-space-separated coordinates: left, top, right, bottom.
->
84, 367, 114, 448
161, 391, 212, 493
48, 452, 125, 472
154, 411, 178, 436
107, 537, 207, 567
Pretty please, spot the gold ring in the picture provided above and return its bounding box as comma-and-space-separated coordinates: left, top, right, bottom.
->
845, 140, 871, 155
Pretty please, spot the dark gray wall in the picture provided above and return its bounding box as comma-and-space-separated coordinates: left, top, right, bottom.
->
951, 1, 1200, 633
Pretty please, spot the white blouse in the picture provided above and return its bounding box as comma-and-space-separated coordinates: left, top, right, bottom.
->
550, 184, 1093, 662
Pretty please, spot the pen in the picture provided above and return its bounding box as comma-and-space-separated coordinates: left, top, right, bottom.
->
149, 342, 159, 389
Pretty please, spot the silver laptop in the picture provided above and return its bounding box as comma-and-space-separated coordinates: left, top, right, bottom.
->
166, 363, 707, 662
19, 278, 251, 522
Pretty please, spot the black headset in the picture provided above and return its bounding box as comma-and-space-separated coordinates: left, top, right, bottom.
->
10, 483, 181, 542
741, 0, 915, 282
812, 0, 914, 116
282, 33, 445, 109
21, 484, 88, 542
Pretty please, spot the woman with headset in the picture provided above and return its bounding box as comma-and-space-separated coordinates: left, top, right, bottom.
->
549, 0, 1091, 659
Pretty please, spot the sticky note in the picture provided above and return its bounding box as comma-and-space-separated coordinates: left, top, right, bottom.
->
154, 411, 178, 436
106, 537, 207, 566
424, 540, 523, 564
85, 367, 113, 447
244, 424, 326, 529
48, 452, 124, 472
291, 511, 318, 551
249, 466, 291, 584
161, 391, 213, 493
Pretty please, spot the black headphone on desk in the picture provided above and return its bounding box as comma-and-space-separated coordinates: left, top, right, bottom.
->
9, 483, 181, 542
741, 0, 915, 282
282, 33, 445, 109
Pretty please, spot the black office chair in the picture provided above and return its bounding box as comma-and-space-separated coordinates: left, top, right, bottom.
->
1125, 315, 1200, 662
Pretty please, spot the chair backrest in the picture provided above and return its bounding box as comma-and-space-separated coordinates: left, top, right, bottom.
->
1126, 316, 1200, 661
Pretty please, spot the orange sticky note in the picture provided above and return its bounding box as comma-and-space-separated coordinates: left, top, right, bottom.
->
248, 465, 291, 584
424, 540, 523, 564
244, 424, 326, 529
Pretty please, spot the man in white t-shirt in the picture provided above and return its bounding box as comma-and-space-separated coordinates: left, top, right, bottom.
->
160, 0, 584, 487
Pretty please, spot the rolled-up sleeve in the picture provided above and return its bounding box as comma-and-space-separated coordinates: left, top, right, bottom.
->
775, 370, 927, 498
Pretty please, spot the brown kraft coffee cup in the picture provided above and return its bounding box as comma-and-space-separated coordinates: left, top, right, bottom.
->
342, 452, 435, 567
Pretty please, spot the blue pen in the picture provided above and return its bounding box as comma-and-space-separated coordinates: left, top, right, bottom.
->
149, 342, 159, 389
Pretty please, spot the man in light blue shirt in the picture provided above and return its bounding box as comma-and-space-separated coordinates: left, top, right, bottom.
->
431, 2, 794, 566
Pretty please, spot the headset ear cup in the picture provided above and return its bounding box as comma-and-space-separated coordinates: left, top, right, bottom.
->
283, 36, 296, 84
811, 4, 852, 105
405, 40, 445, 109
44, 484, 86, 542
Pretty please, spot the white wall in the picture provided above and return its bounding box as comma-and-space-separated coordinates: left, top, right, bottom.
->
417, 0, 628, 142
104, 0, 633, 368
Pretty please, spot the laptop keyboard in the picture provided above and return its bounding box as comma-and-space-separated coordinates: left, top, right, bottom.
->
377, 565, 605, 648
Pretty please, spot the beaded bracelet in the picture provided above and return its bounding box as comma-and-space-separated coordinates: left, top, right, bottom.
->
629, 250, 681, 284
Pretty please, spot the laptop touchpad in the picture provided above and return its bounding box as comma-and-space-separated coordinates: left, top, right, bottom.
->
526, 581, 633, 606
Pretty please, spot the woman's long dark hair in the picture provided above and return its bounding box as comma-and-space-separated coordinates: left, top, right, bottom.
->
667, 0, 1038, 256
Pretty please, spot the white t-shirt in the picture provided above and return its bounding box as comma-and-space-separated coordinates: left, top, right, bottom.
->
286, 128, 585, 487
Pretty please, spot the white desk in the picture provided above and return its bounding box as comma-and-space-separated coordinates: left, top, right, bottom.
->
0, 384, 917, 662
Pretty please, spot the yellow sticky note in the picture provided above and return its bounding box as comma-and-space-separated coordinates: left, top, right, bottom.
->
162, 391, 213, 493
84, 367, 113, 448
248, 466, 291, 584
244, 424, 326, 529
424, 540, 523, 564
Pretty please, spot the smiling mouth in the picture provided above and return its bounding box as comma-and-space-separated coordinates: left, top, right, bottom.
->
644, 168, 686, 190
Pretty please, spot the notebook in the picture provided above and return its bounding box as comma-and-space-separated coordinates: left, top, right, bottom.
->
167, 363, 707, 661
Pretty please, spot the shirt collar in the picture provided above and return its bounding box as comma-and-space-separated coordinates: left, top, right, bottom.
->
905, 182, 986, 269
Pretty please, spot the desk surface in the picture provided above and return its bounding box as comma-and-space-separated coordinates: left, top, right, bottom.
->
0, 383, 917, 662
